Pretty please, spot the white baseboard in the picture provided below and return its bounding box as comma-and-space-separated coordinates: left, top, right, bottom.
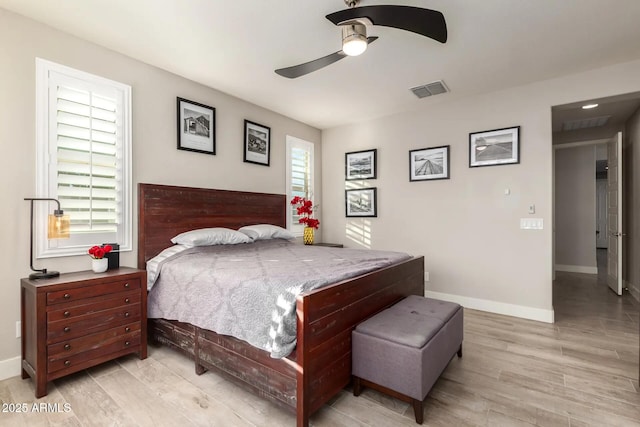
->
626, 280, 640, 302
555, 264, 598, 275
424, 290, 555, 324
0, 356, 21, 381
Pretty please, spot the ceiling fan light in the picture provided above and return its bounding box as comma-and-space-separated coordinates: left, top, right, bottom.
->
342, 23, 368, 56
343, 38, 367, 56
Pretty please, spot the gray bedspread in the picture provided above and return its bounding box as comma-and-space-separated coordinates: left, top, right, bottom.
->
147, 239, 411, 358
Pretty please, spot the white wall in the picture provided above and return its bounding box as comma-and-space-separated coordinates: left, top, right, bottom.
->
554, 145, 597, 273
322, 58, 640, 322
0, 9, 321, 372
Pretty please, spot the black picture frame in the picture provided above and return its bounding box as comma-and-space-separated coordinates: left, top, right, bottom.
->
244, 120, 271, 166
409, 145, 450, 182
469, 126, 520, 167
345, 188, 377, 217
177, 97, 216, 155
345, 149, 377, 180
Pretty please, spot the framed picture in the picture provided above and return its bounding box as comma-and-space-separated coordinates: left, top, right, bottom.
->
409, 145, 450, 181
244, 120, 271, 166
469, 126, 520, 167
177, 97, 215, 155
345, 188, 377, 217
345, 149, 377, 180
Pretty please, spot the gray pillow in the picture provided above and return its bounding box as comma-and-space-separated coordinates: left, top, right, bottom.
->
170, 227, 252, 247
238, 224, 295, 241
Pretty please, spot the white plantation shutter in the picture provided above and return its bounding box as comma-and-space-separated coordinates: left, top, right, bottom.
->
55, 86, 119, 233
286, 136, 314, 235
36, 59, 131, 258
290, 146, 310, 225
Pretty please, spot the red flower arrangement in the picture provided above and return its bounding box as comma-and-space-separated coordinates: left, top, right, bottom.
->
290, 196, 320, 229
88, 244, 113, 259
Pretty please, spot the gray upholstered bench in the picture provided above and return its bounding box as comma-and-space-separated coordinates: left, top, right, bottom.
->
352, 295, 463, 424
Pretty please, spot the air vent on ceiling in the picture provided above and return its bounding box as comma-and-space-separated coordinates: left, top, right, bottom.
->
410, 80, 449, 99
562, 115, 611, 131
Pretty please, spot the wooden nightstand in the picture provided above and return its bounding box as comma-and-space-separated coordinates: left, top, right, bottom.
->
20, 267, 147, 398
312, 242, 344, 248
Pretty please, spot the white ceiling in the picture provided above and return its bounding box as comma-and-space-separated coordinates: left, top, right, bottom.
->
551, 91, 640, 144
3, 0, 640, 129
552, 94, 640, 133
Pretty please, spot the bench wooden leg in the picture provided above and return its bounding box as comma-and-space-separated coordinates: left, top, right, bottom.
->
353, 376, 362, 396
412, 399, 424, 424
457, 343, 462, 358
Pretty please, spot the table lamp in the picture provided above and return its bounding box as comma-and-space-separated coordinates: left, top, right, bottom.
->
24, 198, 70, 279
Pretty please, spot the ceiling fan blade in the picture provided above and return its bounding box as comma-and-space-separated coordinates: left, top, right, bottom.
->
326, 5, 447, 43
275, 51, 345, 79
275, 37, 378, 79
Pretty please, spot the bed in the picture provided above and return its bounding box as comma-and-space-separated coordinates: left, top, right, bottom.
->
138, 183, 425, 427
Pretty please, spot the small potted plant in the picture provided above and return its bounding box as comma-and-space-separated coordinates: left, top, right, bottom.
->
88, 244, 112, 273
290, 196, 320, 245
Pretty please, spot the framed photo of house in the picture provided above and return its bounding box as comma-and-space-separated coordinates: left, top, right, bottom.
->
345, 149, 377, 180
177, 97, 215, 155
469, 126, 520, 167
409, 145, 450, 181
345, 188, 377, 217
244, 120, 271, 166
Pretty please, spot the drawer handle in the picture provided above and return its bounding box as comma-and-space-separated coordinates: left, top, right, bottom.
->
124, 283, 130, 289
63, 326, 71, 333
125, 327, 131, 333
64, 344, 71, 351
124, 341, 131, 347
63, 311, 71, 318
124, 312, 130, 318
64, 360, 71, 367
124, 298, 130, 304
63, 293, 71, 299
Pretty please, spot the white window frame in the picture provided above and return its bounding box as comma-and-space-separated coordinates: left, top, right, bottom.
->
35, 58, 132, 258
286, 135, 315, 236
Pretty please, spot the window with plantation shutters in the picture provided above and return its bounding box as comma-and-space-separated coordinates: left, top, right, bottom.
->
35, 59, 132, 258
286, 136, 314, 235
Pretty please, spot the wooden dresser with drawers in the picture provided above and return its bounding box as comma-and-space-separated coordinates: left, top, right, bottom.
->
20, 267, 147, 397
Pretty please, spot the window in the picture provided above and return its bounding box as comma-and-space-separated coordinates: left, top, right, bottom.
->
286, 135, 314, 235
35, 58, 132, 258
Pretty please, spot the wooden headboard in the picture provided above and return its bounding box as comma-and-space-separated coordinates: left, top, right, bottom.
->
138, 183, 287, 268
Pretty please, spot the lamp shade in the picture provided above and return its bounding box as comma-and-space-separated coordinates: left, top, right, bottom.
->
48, 213, 70, 239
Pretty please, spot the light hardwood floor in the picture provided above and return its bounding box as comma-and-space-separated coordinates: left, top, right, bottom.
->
2, 266, 638, 426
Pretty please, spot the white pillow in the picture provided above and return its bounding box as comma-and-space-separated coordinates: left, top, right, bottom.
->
238, 224, 295, 241
170, 227, 252, 247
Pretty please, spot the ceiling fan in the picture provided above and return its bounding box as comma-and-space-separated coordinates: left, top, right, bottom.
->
274, 0, 447, 79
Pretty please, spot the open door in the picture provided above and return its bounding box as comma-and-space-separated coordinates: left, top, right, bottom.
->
607, 132, 623, 295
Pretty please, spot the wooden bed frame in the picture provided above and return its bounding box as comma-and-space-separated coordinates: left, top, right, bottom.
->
138, 183, 424, 426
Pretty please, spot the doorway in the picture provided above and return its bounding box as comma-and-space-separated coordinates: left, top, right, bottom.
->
595, 146, 608, 250
552, 93, 640, 299
551, 93, 640, 381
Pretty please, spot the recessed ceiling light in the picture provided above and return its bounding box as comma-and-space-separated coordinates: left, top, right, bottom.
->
582, 103, 599, 109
